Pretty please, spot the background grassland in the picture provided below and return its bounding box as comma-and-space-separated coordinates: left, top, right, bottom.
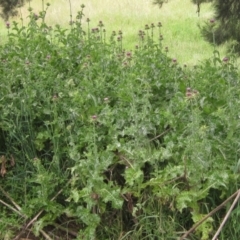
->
1, 0, 229, 65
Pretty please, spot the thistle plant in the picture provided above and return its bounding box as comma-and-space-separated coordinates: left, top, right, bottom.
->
0, 3, 239, 240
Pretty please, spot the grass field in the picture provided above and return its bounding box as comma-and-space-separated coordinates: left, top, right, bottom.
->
0, 0, 229, 65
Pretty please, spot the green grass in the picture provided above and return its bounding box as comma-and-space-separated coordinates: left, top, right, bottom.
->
3, 0, 230, 65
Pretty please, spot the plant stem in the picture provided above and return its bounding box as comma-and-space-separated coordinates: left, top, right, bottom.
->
40, 229, 53, 240
42, 0, 44, 12
0, 185, 22, 211
68, 0, 73, 27
53, 223, 78, 237
0, 199, 23, 217
150, 128, 171, 142
212, 189, 240, 240
13, 181, 71, 240
180, 189, 239, 240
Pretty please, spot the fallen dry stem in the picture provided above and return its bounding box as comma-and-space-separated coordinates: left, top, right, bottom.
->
13, 180, 71, 240
150, 128, 171, 142
0, 199, 24, 217
53, 223, 78, 237
39, 229, 53, 240
180, 189, 239, 240
0, 185, 22, 211
212, 189, 240, 240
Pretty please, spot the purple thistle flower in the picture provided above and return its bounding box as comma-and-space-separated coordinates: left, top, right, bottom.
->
34, 13, 38, 20
210, 19, 215, 24
6, 22, 10, 29
126, 52, 132, 58
145, 24, 149, 30
222, 57, 229, 62
117, 36, 122, 41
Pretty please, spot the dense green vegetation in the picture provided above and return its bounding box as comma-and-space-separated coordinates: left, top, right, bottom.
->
0, 4, 240, 240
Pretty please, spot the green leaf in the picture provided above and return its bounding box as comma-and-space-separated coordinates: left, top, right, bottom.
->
176, 190, 200, 212
100, 188, 123, 209
124, 167, 144, 186
71, 189, 80, 203
76, 206, 100, 227
192, 212, 214, 240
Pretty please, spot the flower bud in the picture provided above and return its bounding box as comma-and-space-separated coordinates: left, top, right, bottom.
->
222, 57, 229, 63
6, 22, 10, 29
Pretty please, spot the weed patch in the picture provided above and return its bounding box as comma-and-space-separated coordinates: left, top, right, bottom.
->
0, 4, 240, 240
